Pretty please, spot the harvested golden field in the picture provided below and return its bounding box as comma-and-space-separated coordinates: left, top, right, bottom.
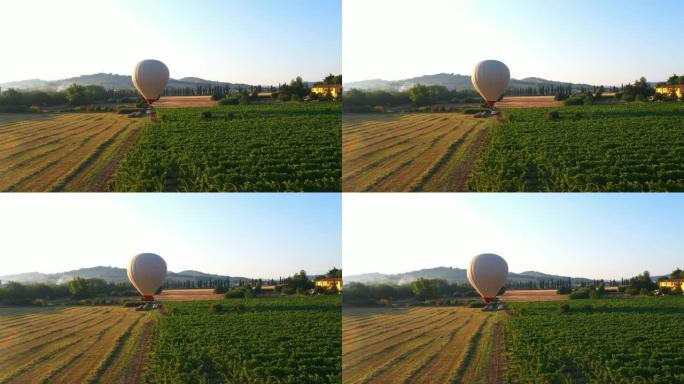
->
156, 288, 224, 301
154, 95, 217, 108
0, 113, 141, 191
343, 113, 492, 191
502, 289, 568, 302
343, 306, 501, 384
495, 95, 562, 108
0, 306, 151, 384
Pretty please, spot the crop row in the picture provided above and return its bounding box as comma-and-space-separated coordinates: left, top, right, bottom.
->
467, 104, 684, 192
110, 103, 341, 192
505, 297, 684, 384
146, 296, 341, 384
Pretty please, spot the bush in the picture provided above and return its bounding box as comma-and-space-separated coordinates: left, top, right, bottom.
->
235, 303, 246, 314
372, 105, 385, 113
468, 302, 486, 308
225, 287, 248, 299
557, 286, 572, 294
213, 286, 228, 294
219, 95, 241, 105
211, 303, 223, 313
559, 303, 571, 313
554, 93, 569, 101
200, 111, 212, 120
548, 111, 560, 120
569, 287, 592, 299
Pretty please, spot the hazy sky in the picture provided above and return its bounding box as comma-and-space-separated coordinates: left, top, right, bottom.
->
344, 194, 684, 280
0, 0, 341, 84
0, 194, 340, 278
344, 0, 684, 85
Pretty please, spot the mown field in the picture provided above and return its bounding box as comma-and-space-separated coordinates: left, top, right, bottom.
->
0, 113, 141, 191
111, 102, 341, 192
342, 306, 501, 384
0, 306, 150, 383
146, 295, 341, 384
342, 114, 492, 191
505, 297, 684, 384
468, 104, 684, 191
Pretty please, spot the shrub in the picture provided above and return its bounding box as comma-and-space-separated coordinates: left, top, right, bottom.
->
211, 303, 223, 313
213, 286, 228, 294
219, 95, 241, 105
468, 302, 486, 308
200, 111, 212, 120
558, 303, 571, 313
557, 286, 572, 294
554, 93, 569, 101
569, 287, 592, 299
548, 111, 560, 120
235, 303, 246, 314
225, 288, 247, 299
372, 105, 385, 113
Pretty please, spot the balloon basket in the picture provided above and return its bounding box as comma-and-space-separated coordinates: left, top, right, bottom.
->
481, 302, 506, 312
135, 301, 162, 311
147, 106, 159, 122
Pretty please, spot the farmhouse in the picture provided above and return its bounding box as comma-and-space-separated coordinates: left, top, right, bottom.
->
315, 277, 342, 291
311, 83, 342, 99
658, 279, 684, 290
655, 84, 684, 98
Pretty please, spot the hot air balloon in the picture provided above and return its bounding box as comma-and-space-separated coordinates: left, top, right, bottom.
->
467, 253, 508, 303
128, 253, 167, 302
471, 60, 510, 109
132, 59, 169, 119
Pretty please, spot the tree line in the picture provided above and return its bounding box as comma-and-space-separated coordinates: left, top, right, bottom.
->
0, 278, 137, 305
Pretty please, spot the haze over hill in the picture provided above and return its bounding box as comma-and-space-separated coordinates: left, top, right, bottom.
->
345, 266, 596, 286
0, 266, 280, 285
0, 73, 253, 92
344, 73, 595, 92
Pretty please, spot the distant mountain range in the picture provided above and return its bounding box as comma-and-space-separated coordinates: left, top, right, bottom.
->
344, 73, 595, 92
0, 266, 255, 285
345, 267, 595, 286
0, 73, 252, 92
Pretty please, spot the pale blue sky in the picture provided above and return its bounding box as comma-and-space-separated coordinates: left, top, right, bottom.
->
0, 0, 341, 84
0, 194, 341, 278
344, 194, 684, 280
344, 0, 684, 85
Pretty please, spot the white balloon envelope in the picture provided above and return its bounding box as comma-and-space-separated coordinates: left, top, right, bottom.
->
471, 60, 510, 108
128, 253, 167, 301
467, 253, 508, 303
132, 59, 169, 105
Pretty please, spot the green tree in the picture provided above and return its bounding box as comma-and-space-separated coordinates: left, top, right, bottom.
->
408, 84, 433, 106
410, 278, 449, 300
64, 84, 89, 106
671, 268, 683, 279
68, 277, 92, 299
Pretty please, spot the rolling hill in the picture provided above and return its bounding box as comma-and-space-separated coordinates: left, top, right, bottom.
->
344, 73, 594, 92
0, 266, 254, 285
345, 266, 595, 286
0, 73, 252, 91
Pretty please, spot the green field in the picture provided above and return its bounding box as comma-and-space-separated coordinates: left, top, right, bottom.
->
110, 102, 341, 192
505, 297, 684, 384
467, 104, 684, 192
146, 296, 341, 384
